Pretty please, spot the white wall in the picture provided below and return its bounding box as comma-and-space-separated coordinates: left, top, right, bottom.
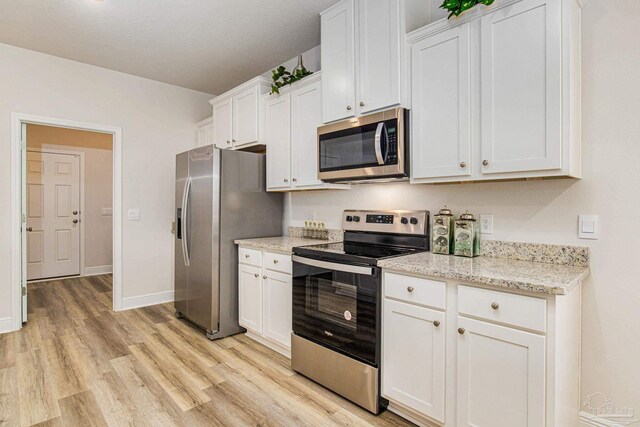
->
286, 0, 640, 415
27, 124, 114, 270
0, 43, 212, 322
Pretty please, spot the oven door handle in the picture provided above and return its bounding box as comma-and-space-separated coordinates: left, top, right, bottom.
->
374, 122, 387, 165
292, 255, 375, 276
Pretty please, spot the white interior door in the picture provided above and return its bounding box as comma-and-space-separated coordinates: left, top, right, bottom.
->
26, 150, 81, 281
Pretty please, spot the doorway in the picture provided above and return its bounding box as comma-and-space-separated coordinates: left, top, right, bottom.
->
10, 113, 123, 330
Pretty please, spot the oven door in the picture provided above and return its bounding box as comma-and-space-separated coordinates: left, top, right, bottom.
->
318, 108, 406, 182
292, 255, 380, 366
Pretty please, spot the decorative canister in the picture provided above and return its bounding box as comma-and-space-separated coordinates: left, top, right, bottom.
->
454, 212, 480, 258
432, 206, 455, 255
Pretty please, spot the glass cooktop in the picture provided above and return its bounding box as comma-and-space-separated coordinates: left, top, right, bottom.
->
293, 241, 424, 266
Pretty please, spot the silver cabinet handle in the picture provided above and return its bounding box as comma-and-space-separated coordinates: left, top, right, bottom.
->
346, 105, 352, 111
491, 302, 500, 310
433, 320, 440, 327
407, 286, 414, 293
458, 328, 465, 335
483, 159, 489, 166
27, 227, 33, 232
460, 162, 467, 168
273, 260, 279, 264
359, 101, 365, 107
254, 273, 259, 278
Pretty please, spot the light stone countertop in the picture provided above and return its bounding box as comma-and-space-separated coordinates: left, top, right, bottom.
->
378, 252, 590, 295
234, 236, 338, 255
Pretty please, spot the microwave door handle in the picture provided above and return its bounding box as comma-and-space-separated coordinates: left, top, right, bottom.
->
292, 255, 374, 276
374, 122, 386, 165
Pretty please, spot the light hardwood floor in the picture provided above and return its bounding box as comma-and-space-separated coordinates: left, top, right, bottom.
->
0, 275, 413, 427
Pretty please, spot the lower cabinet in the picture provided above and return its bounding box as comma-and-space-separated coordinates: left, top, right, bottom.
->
238, 247, 292, 355
382, 299, 446, 423
456, 316, 545, 427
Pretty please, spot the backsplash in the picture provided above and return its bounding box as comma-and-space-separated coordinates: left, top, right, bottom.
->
480, 240, 590, 267
288, 226, 343, 242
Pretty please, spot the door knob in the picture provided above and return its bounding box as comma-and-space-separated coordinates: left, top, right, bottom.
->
263, 275, 267, 279
27, 227, 33, 232
359, 101, 365, 107
491, 302, 500, 310
284, 178, 289, 183
482, 159, 489, 166
232, 139, 236, 143
254, 273, 259, 278
459, 161, 467, 168
346, 105, 352, 111
73, 210, 78, 215
73, 219, 79, 224
458, 328, 465, 335
433, 320, 441, 327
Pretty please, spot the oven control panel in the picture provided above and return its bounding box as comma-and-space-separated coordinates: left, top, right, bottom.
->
342, 210, 429, 235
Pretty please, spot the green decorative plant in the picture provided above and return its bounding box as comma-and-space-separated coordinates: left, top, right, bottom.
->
440, 0, 495, 18
270, 65, 313, 95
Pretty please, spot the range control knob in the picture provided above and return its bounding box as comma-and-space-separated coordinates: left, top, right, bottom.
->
410, 217, 418, 225
401, 217, 409, 224
346, 215, 353, 222
353, 216, 361, 222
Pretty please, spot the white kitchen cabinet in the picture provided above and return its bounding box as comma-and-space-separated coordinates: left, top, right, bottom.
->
264, 73, 349, 192
196, 116, 214, 148
238, 263, 263, 333
321, 0, 356, 123
382, 299, 445, 423
357, 0, 403, 114
408, 0, 582, 184
456, 316, 546, 427
210, 76, 271, 150
263, 270, 293, 349
238, 247, 294, 356
411, 23, 471, 180
265, 93, 292, 190
321, 0, 405, 123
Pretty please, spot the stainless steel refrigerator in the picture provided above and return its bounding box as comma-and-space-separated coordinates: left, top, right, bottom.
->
175, 146, 283, 340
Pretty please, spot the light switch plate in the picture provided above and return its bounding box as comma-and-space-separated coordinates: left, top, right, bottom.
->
479, 214, 494, 234
127, 209, 141, 221
579, 214, 598, 239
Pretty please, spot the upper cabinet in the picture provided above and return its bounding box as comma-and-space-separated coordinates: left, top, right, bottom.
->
263, 73, 349, 192
409, 0, 582, 183
209, 77, 271, 150
321, 0, 406, 123
196, 116, 214, 148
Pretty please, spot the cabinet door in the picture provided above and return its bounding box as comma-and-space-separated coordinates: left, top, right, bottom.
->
382, 300, 445, 422
233, 87, 260, 146
291, 80, 323, 188
263, 270, 292, 349
212, 99, 233, 149
196, 126, 208, 148
321, 0, 356, 123
411, 24, 471, 180
457, 317, 545, 427
238, 264, 263, 333
480, 0, 561, 175
357, 0, 402, 114
265, 94, 292, 190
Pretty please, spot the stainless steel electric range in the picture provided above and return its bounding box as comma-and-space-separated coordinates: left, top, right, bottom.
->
290, 209, 430, 414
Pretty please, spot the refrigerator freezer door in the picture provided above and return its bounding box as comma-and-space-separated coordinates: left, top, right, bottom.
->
174, 151, 189, 316
186, 146, 219, 332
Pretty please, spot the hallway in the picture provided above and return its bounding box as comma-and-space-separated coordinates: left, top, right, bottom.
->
0, 276, 411, 426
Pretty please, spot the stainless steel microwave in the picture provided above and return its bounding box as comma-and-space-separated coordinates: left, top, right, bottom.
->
317, 108, 409, 183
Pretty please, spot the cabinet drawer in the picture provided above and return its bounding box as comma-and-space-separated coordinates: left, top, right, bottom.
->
458, 285, 547, 333
384, 272, 446, 310
264, 251, 292, 274
239, 247, 262, 267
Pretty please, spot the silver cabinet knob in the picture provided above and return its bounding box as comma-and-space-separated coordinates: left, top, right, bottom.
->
254, 273, 259, 278
458, 328, 465, 335
292, 178, 297, 182
459, 161, 467, 168
284, 178, 289, 183
491, 302, 500, 310
245, 254, 250, 258
73, 219, 79, 224
433, 320, 441, 327
482, 159, 489, 166
27, 227, 33, 232
273, 259, 279, 264
346, 105, 352, 111
407, 286, 414, 293
359, 101, 365, 107
73, 210, 78, 215
232, 139, 236, 143
263, 275, 267, 280
226, 140, 231, 144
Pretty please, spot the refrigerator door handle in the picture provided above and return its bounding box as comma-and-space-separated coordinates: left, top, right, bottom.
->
181, 176, 192, 267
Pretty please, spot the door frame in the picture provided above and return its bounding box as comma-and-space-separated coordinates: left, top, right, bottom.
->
26, 147, 86, 279
10, 112, 123, 331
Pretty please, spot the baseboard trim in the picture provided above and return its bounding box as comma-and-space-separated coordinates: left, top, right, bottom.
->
245, 331, 291, 359
120, 290, 174, 311
0, 317, 15, 334
83, 265, 113, 276
579, 411, 638, 426
387, 402, 442, 427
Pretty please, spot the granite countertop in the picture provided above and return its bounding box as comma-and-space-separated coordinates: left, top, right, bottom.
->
378, 252, 590, 295
235, 236, 339, 254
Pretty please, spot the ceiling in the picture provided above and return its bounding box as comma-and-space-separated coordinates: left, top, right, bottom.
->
0, 0, 336, 94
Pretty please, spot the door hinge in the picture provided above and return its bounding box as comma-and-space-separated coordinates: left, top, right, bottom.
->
22, 286, 26, 296
22, 213, 26, 223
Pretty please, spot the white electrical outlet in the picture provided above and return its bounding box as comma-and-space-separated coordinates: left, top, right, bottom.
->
479, 214, 494, 234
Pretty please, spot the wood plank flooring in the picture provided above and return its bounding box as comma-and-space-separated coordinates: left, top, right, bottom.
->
0, 275, 413, 427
